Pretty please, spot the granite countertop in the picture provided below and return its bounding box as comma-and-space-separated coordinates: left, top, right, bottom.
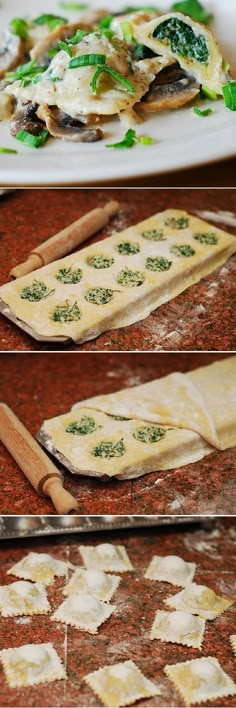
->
0, 188, 235, 352
0, 352, 235, 516
0, 518, 235, 707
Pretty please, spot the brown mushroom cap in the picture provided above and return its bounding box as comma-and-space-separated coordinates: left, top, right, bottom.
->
141, 63, 200, 111
37, 105, 103, 142
0, 31, 25, 79
9, 102, 45, 136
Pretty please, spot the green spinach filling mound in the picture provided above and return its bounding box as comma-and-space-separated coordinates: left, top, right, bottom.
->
116, 241, 140, 255
133, 425, 167, 443
145, 256, 172, 271
86, 255, 115, 268
170, 244, 195, 257
117, 269, 145, 287
66, 416, 100, 435
84, 287, 114, 304
55, 267, 83, 284
141, 229, 165, 241
21, 280, 54, 301
165, 216, 189, 229
107, 414, 130, 421
194, 232, 218, 245
153, 18, 209, 64
92, 438, 126, 458
52, 300, 81, 322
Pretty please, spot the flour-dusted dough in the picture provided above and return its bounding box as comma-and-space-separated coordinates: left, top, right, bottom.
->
7, 552, 72, 586
0, 210, 235, 343
164, 656, 236, 706
63, 568, 121, 602
165, 583, 234, 620
0, 580, 50, 617
145, 554, 196, 586
0, 642, 66, 688
150, 609, 205, 649
79, 543, 134, 572
51, 593, 116, 634
84, 659, 161, 707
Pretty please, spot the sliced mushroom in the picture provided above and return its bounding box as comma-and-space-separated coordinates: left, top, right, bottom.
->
37, 105, 103, 142
0, 92, 14, 120
141, 63, 200, 111
0, 31, 25, 79
30, 22, 91, 64
9, 102, 45, 136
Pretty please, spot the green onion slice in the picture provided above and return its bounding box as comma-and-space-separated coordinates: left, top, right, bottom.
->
58, 40, 72, 56
106, 128, 153, 148
33, 14, 68, 29
170, 0, 212, 24
59, 2, 88, 8
68, 53, 106, 68
120, 21, 133, 43
222, 81, 236, 111
48, 48, 59, 59
91, 65, 135, 94
98, 15, 113, 29
193, 107, 213, 117
0, 147, 18, 154
201, 85, 218, 100
66, 29, 89, 44
10, 18, 29, 40
15, 130, 50, 148
6, 59, 47, 82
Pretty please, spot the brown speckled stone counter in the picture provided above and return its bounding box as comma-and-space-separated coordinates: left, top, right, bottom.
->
0, 352, 235, 516
0, 189, 235, 352
0, 518, 235, 707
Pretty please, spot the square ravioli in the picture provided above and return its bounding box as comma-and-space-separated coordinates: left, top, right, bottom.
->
0, 580, 50, 617
7, 552, 72, 586
150, 609, 205, 649
0, 642, 66, 688
79, 543, 133, 572
51, 593, 116, 633
145, 554, 196, 586
63, 568, 121, 602
164, 656, 236, 706
165, 582, 234, 620
84, 659, 161, 707
230, 635, 236, 655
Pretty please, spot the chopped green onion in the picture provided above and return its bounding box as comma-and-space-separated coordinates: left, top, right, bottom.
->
97, 28, 115, 39
6, 59, 47, 82
15, 129, 50, 148
0, 147, 18, 154
139, 135, 153, 145
10, 18, 29, 40
193, 107, 213, 117
68, 54, 106, 69
201, 85, 218, 100
120, 21, 133, 43
106, 129, 153, 148
98, 16, 113, 29
91, 65, 135, 94
170, 0, 212, 24
122, 5, 159, 11
222, 81, 236, 111
59, 2, 88, 8
48, 48, 59, 59
58, 40, 72, 56
33, 14, 68, 29
222, 58, 230, 74
66, 29, 89, 44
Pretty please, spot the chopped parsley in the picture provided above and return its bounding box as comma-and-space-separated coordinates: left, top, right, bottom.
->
117, 269, 145, 287
170, 0, 213, 25
85, 288, 114, 304
66, 416, 100, 435
194, 232, 218, 245
92, 438, 126, 458
115, 241, 140, 255
165, 216, 189, 229
145, 256, 172, 271
52, 300, 81, 322
55, 267, 83, 283
170, 244, 195, 257
141, 229, 165, 241
20, 280, 54, 302
193, 107, 213, 117
153, 18, 209, 64
133, 425, 167, 443
86, 255, 114, 269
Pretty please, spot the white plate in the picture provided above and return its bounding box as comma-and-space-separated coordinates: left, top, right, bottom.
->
0, 0, 235, 185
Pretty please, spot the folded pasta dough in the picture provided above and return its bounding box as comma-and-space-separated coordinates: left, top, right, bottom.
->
39, 357, 235, 480
131, 12, 227, 94
0, 209, 235, 343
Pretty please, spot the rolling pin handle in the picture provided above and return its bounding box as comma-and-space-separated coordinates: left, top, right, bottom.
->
10, 254, 44, 279
104, 200, 120, 218
43, 476, 79, 515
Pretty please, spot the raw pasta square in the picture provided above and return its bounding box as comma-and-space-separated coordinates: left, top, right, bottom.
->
165, 582, 234, 619
51, 593, 116, 634
7, 552, 72, 586
0, 580, 50, 617
84, 659, 161, 707
145, 554, 196, 586
79, 543, 133, 572
0, 642, 66, 688
63, 567, 121, 602
150, 609, 205, 649
164, 656, 236, 706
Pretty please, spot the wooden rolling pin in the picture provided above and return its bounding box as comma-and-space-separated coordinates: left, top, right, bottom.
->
10, 199, 120, 279
0, 403, 79, 514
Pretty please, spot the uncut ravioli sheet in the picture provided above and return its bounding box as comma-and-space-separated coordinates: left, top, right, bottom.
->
39, 357, 236, 480
0, 209, 235, 343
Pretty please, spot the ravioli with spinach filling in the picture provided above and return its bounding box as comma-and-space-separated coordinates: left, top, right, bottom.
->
55, 267, 83, 284
117, 269, 145, 287
146, 256, 172, 271
92, 438, 126, 458
115, 242, 140, 255
170, 244, 195, 257
153, 18, 209, 64
141, 229, 165, 241
66, 416, 101, 435
51, 300, 81, 322
85, 288, 114, 304
165, 216, 189, 229
86, 256, 115, 268
133, 425, 167, 443
21, 280, 54, 302
194, 232, 218, 245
